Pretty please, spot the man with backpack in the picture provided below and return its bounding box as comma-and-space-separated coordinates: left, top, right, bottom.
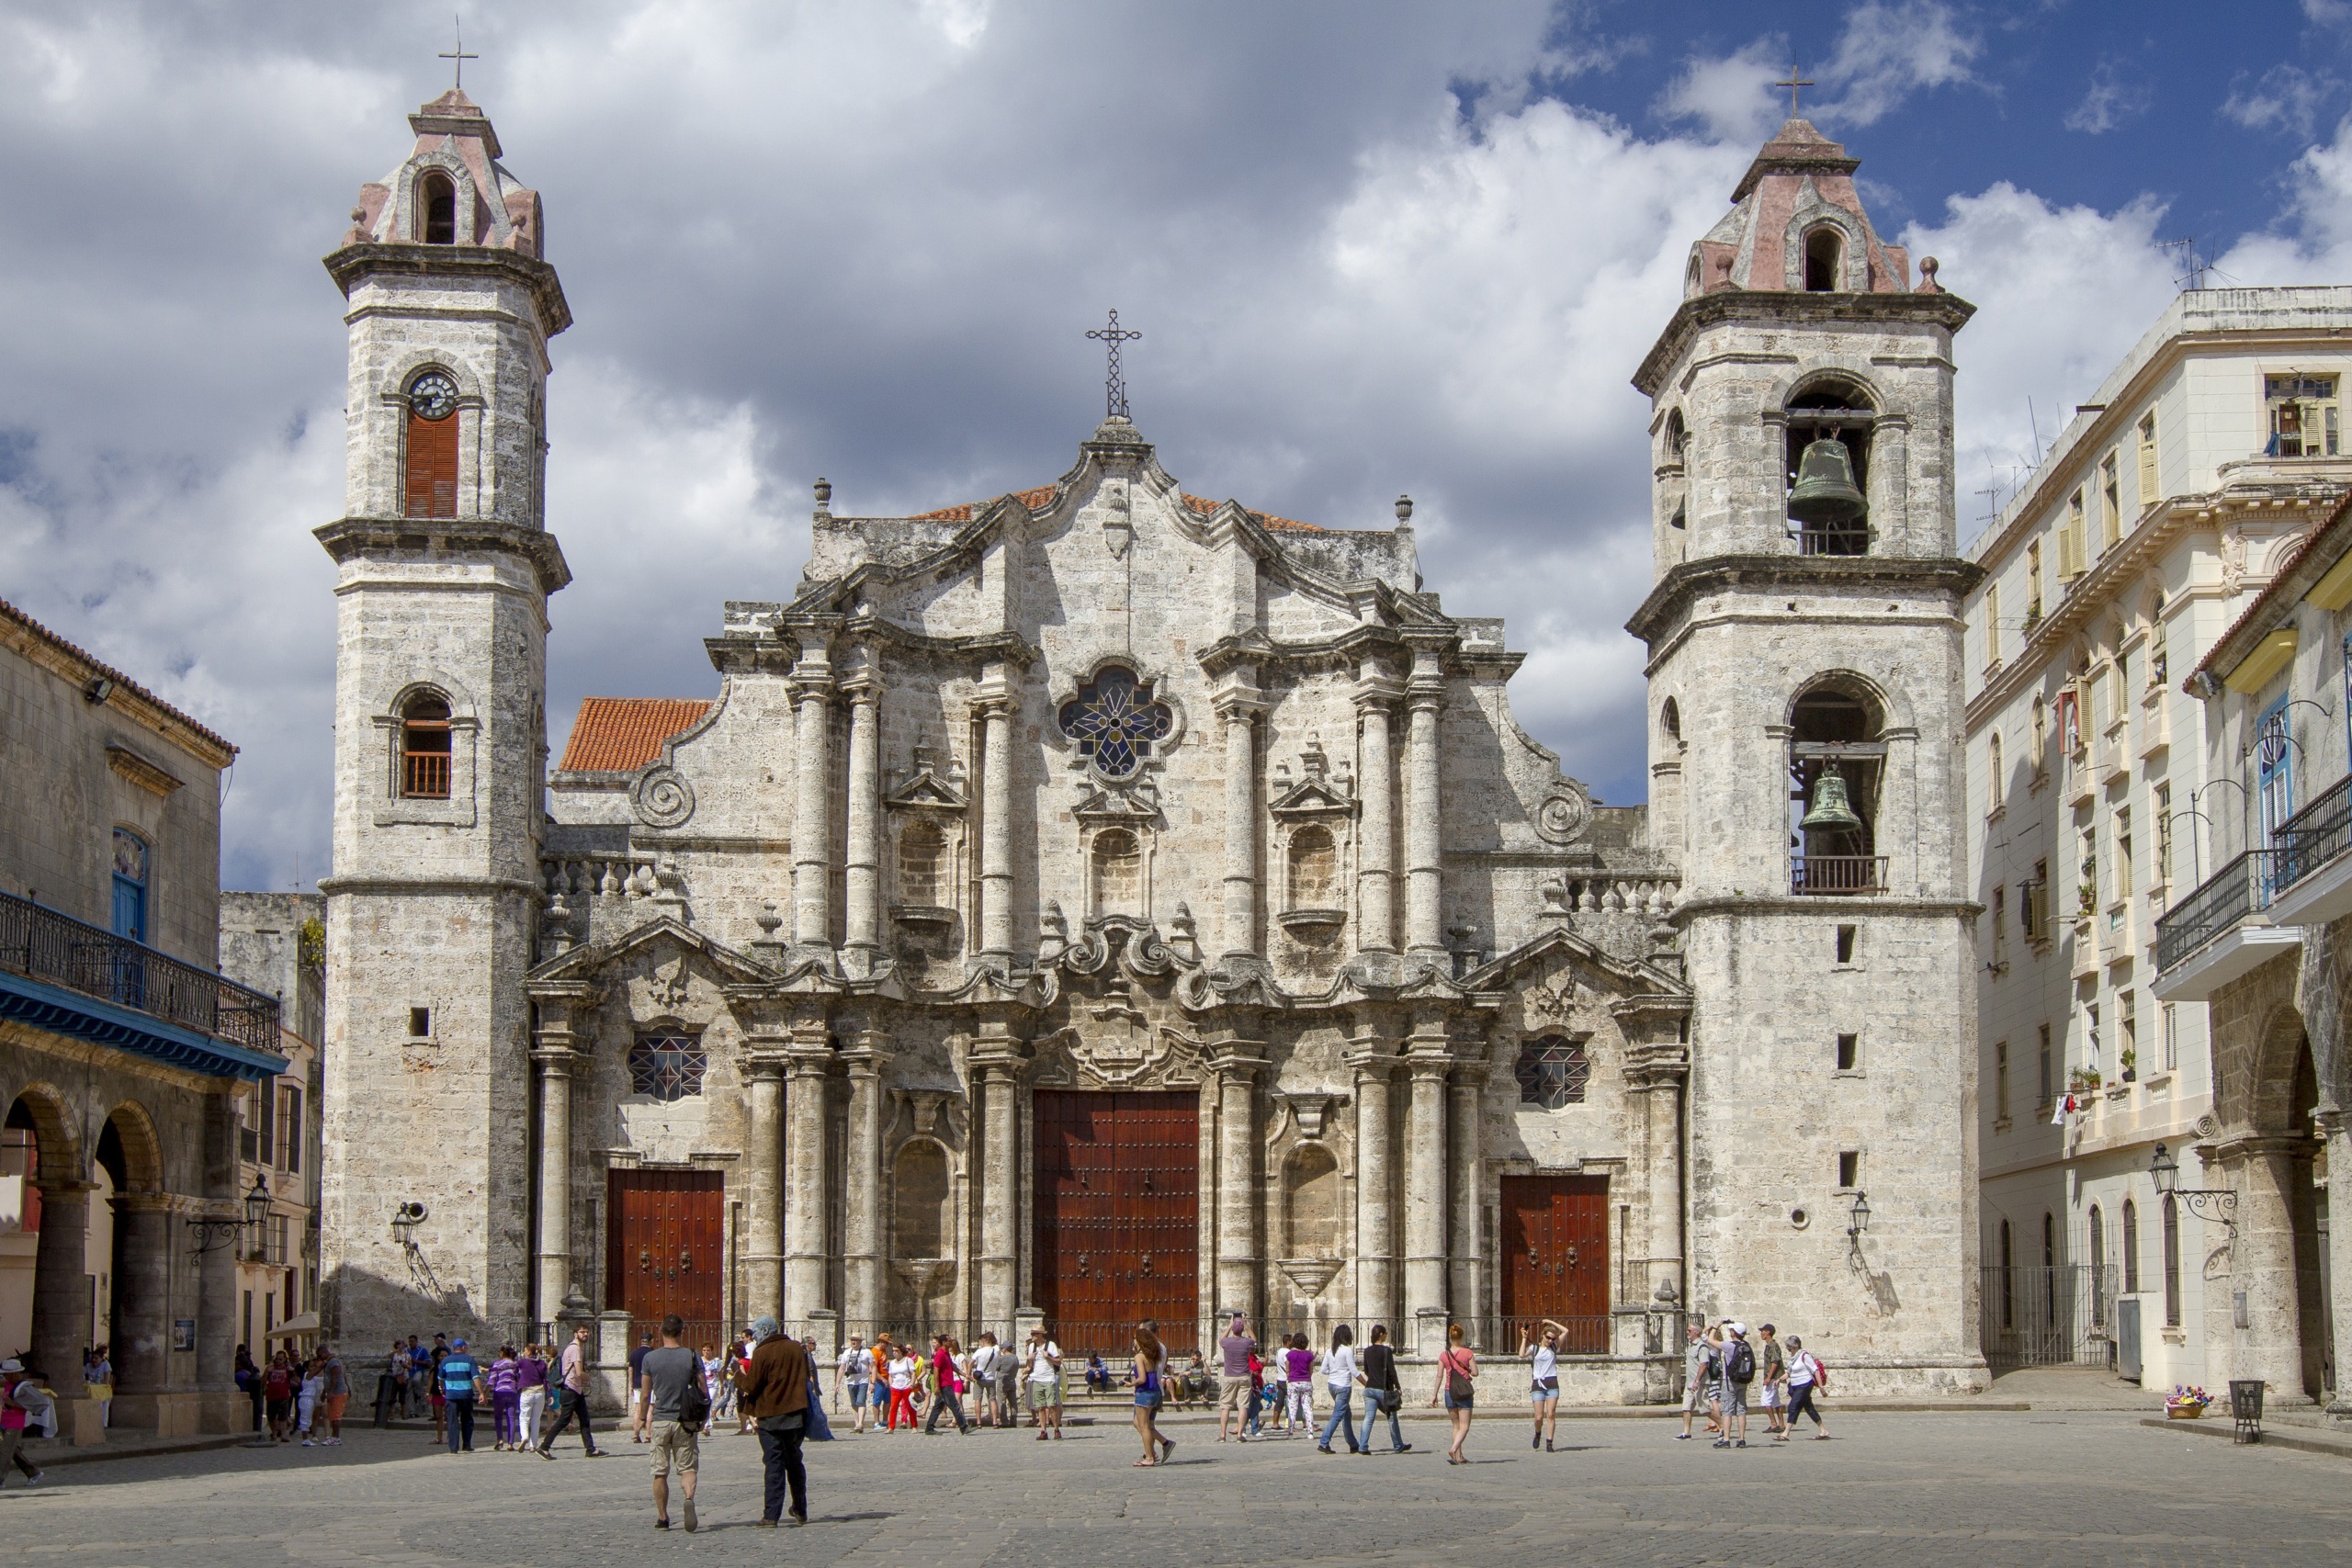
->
1713, 1322, 1755, 1449
640, 1314, 709, 1532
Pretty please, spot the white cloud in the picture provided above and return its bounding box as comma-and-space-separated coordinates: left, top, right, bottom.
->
1655, 38, 1782, 146
2064, 60, 2152, 136
2217, 111, 2352, 281
1817, 0, 1982, 128
2222, 64, 2342, 140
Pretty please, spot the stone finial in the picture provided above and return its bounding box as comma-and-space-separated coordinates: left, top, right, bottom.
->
1539, 878, 1572, 920
1395, 494, 1414, 525
813, 477, 832, 519
1917, 256, 1941, 294
1039, 900, 1069, 963
756, 903, 783, 938
1169, 901, 1200, 962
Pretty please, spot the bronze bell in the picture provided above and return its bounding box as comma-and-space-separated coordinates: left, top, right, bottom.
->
1788, 436, 1867, 525
1801, 765, 1864, 835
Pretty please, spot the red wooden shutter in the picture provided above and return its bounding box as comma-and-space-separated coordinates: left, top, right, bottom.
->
405, 408, 459, 519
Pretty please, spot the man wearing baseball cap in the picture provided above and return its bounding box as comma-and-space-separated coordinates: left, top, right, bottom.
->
1713, 1323, 1754, 1449
440, 1337, 484, 1453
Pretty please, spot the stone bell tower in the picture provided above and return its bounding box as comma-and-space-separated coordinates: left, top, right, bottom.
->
1624, 118, 1987, 1392
314, 87, 571, 1349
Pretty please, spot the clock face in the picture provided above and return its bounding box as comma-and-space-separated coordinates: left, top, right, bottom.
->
408, 372, 458, 422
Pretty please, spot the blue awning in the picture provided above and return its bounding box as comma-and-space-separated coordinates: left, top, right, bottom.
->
0, 969, 288, 1083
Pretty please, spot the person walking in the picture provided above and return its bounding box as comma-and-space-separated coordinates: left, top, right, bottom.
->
1780, 1337, 1831, 1440
1430, 1323, 1476, 1465
628, 1330, 657, 1443
639, 1314, 707, 1532
738, 1314, 810, 1526
1130, 1322, 1171, 1466
870, 1332, 899, 1430
1316, 1325, 1360, 1453
1521, 1319, 1565, 1451
486, 1345, 522, 1450
427, 1341, 449, 1446
536, 1323, 608, 1459
1354, 1324, 1410, 1454
1024, 1326, 1063, 1440
0, 1360, 45, 1487
970, 1333, 1002, 1428
925, 1334, 971, 1435
1675, 1321, 1716, 1440
1216, 1312, 1257, 1442
1243, 1346, 1268, 1438
319, 1345, 351, 1447
263, 1350, 296, 1443
1283, 1335, 1315, 1437
440, 1337, 484, 1454
699, 1343, 729, 1436
884, 1342, 919, 1433
1757, 1325, 1787, 1438
837, 1335, 875, 1433
516, 1343, 550, 1454
379, 1339, 407, 1428
1713, 1322, 1755, 1449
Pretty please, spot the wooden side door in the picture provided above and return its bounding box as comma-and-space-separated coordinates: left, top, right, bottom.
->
1032, 1090, 1199, 1356
605, 1168, 726, 1334
1500, 1173, 1610, 1353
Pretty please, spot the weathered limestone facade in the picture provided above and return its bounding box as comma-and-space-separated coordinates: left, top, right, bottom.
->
318, 102, 1984, 1397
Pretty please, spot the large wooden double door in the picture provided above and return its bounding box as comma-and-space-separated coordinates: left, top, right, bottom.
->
1032, 1090, 1198, 1352
1500, 1174, 1610, 1353
606, 1168, 725, 1333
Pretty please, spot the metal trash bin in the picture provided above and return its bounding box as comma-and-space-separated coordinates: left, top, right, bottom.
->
2229, 1378, 2265, 1444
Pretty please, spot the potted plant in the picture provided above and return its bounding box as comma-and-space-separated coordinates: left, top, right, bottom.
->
2120, 1048, 2137, 1083
2068, 1066, 2103, 1095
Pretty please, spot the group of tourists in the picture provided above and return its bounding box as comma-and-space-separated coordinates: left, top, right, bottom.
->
1675, 1319, 1833, 1447
1202, 1314, 1472, 1464
234, 1342, 352, 1446
828, 1325, 1069, 1438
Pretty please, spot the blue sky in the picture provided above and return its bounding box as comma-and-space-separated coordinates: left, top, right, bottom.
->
4, 1, 2351, 892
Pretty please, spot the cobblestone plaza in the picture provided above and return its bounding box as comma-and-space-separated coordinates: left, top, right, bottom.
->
4, 1408, 2344, 1567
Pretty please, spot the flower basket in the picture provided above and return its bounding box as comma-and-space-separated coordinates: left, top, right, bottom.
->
2165, 1400, 2206, 1419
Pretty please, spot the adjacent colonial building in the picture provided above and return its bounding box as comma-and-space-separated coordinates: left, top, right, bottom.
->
318, 96, 1987, 1397
219, 893, 326, 1362
0, 598, 285, 1439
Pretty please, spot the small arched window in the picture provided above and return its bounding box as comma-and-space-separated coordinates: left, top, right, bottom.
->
2087, 1204, 2107, 1325
1661, 697, 1681, 744
401, 693, 453, 799
1998, 1218, 2014, 1328
1664, 410, 1688, 462
403, 369, 460, 519
2161, 1195, 2182, 1326
1514, 1035, 1589, 1109
419, 171, 457, 244
2121, 1198, 2141, 1293
1790, 680, 1885, 894
1988, 730, 2004, 806
1091, 828, 1142, 916
1287, 824, 1337, 908
899, 818, 945, 907
1804, 226, 1844, 291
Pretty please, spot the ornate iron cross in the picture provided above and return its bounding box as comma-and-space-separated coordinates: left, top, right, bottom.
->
1086, 309, 1142, 419
1058, 665, 1172, 779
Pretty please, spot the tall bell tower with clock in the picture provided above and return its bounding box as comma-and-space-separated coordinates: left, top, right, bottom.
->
313, 86, 571, 1346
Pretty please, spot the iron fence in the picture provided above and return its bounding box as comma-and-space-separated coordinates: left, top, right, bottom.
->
2277, 773, 2352, 893
1981, 1263, 2118, 1369
2155, 851, 2288, 972
0, 888, 279, 1055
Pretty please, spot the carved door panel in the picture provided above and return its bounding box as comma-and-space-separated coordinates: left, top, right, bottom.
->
1500, 1173, 1610, 1353
606, 1168, 725, 1336
1033, 1090, 1199, 1356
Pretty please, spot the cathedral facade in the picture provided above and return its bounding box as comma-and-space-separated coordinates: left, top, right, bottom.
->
318, 94, 1986, 1396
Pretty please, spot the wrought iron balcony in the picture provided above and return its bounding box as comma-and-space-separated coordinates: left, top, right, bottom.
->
2276, 773, 2352, 891
2154, 850, 2290, 973
0, 888, 279, 1055
1791, 854, 1889, 896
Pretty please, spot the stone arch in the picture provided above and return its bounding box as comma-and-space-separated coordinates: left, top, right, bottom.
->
2247, 1002, 2316, 1135
96, 1102, 163, 1195
1785, 669, 1909, 735
1285, 824, 1338, 908
1801, 223, 1847, 292
1282, 1143, 1341, 1258
1770, 366, 1884, 416
3, 1085, 80, 1186
1782, 204, 1865, 291
890, 1138, 954, 1261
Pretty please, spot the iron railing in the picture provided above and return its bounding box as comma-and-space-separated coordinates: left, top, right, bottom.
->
1982, 1263, 2119, 1370
2154, 850, 2289, 972
0, 888, 278, 1055
1791, 855, 1889, 896
2276, 773, 2352, 893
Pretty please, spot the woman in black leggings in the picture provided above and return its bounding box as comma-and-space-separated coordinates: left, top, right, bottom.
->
1779, 1337, 1831, 1441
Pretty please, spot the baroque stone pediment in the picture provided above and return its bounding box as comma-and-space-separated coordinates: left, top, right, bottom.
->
525, 916, 774, 992
1029, 1021, 1205, 1090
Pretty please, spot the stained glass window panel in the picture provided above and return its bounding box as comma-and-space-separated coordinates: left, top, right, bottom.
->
1515, 1037, 1589, 1110
628, 1033, 707, 1101
1057, 666, 1173, 779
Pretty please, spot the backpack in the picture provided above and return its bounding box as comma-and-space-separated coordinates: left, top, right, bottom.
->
677, 1360, 711, 1427
1726, 1339, 1756, 1384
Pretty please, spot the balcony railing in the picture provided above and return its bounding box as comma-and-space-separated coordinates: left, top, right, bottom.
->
2276, 773, 2352, 892
0, 889, 279, 1055
2154, 850, 2290, 973
1791, 855, 1889, 896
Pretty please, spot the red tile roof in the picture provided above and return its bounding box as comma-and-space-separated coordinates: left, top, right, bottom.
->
0, 597, 236, 761
911, 486, 1320, 531
2190, 490, 2352, 685
558, 697, 710, 773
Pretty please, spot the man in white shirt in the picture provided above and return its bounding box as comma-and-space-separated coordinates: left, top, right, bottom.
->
1024, 1328, 1062, 1440
969, 1334, 1003, 1428
836, 1337, 876, 1434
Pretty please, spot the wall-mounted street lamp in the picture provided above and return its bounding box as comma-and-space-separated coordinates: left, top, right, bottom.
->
2151, 1143, 2238, 1238
187, 1174, 271, 1255
1847, 1190, 1871, 1237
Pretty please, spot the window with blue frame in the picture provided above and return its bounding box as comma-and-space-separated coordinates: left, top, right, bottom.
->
110, 829, 148, 942
2257, 693, 2295, 849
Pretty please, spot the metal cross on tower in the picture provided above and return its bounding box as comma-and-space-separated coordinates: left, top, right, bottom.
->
1086, 309, 1142, 420
439, 17, 479, 89
1775, 67, 1814, 117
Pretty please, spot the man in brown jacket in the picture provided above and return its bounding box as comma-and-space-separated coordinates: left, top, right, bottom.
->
737, 1316, 809, 1527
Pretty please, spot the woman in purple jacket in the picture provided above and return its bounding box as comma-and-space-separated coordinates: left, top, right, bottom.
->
487, 1345, 524, 1450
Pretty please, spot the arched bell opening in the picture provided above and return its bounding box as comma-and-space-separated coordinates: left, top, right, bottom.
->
1788, 680, 1886, 895
1784, 380, 1873, 556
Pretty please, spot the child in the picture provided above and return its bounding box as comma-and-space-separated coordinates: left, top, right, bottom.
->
1283, 1334, 1315, 1436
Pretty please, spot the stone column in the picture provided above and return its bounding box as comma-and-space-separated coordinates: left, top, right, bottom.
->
1210, 1042, 1266, 1317
790, 647, 836, 951
1354, 666, 1401, 956
1402, 1051, 1450, 1349
742, 1055, 786, 1318
532, 1043, 576, 1317
2324, 1111, 2352, 1420
1404, 644, 1445, 960
110, 1196, 171, 1404
2234, 1137, 2309, 1401
977, 686, 1018, 966
30, 1179, 92, 1416
783, 1035, 833, 1334
973, 1028, 1024, 1340
1632, 1047, 1688, 1307
1349, 1043, 1396, 1327
1216, 689, 1262, 963
1446, 1063, 1482, 1325
842, 669, 885, 967
842, 1033, 893, 1338
197, 1088, 239, 1431
1870, 413, 1911, 549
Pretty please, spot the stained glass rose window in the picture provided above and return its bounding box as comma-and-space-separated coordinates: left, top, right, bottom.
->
1057, 665, 1173, 779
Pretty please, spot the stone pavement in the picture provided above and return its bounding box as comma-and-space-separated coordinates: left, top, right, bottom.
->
0, 1405, 2346, 1567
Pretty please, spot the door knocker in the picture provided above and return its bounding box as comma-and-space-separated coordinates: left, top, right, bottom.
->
1077, 1253, 1090, 1277
639, 1247, 652, 1272
679, 1247, 694, 1273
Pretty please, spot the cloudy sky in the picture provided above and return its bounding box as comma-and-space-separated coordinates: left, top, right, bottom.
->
7, 0, 2352, 894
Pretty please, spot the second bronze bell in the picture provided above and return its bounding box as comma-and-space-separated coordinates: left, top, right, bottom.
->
1789, 436, 1867, 525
